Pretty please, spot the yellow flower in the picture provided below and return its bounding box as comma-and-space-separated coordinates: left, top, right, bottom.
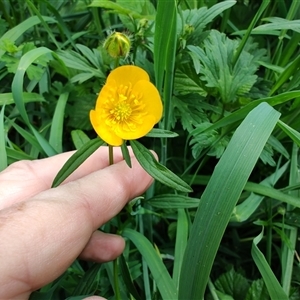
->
90, 65, 163, 146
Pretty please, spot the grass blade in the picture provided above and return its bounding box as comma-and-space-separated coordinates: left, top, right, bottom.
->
173, 209, 188, 288
0, 92, 45, 105
252, 228, 288, 300
12, 47, 57, 156
122, 228, 178, 300
49, 93, 69, 153
178, 102, 280, 299
233, 0, 270, 65
277, 120, 300, 147
0, 16, 56, 59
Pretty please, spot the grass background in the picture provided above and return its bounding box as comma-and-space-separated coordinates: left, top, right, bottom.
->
1, 0, 300, 299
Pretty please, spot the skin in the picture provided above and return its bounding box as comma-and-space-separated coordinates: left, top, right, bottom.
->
0, 147, 154, 299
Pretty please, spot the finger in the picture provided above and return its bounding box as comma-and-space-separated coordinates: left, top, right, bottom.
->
0, 156, 153, 299
0, 146, 131, 209
78, 231, 125, 262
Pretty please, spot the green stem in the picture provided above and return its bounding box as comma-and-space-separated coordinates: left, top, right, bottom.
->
113, 259, 121, 300
109, 145, 114, 165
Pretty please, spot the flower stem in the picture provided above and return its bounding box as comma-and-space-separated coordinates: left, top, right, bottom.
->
109, 145, 114, 165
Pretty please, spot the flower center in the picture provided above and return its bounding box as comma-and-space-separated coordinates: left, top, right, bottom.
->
110, 96, 132, 121
103, 84, 146, 133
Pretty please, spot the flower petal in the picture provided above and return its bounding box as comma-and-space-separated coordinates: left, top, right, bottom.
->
90, 110, 123, 146
117, 115, 157, 140
106, 65, 150, 87
132, 80, 163, 123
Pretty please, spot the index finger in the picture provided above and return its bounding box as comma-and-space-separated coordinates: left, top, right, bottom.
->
0, 146, 129, 208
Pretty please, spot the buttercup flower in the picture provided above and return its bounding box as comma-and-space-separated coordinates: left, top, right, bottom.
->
90, 65, 163, 146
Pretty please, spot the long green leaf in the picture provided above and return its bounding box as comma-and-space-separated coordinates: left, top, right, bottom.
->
122, 228, 177, 300
49, 93, 69, 153
130, 140, 192, 193
153, 0, 176, 93
119, 254, 142, 300
26, 0, 61, 49
0, 16, 56, 59
12, 47, 52, 124
11, 47, 57, 156
178, 102, 280, 299
189, 90, 300, 138
270, 53, 300, 95
244, 182, 300, 208
89, 0, 154, 20
230, 162, 289, 222
173, 209, 188, 289
148, 194, 199, 209
252, 228, 289, 300
0, 92, 45, 105
51, 138, 104, 187
233, 0, 270, 65
277, 120, 300, 147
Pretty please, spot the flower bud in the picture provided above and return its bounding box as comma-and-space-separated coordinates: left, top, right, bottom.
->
103, 32, 131, 59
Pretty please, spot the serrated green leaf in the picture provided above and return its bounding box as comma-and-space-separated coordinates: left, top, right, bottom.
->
214, 268, 250, 300
188, 30, 258, 103
130, 140, 192, 193
173, 95, 209, 132
245, 279, 269, 300
52, 138, 105, 188
56, 49, 105, 79
178, 1, 236, 45
174, 69, 206, 96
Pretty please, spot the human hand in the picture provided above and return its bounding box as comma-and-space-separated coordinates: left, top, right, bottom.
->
0, 147, 154, 299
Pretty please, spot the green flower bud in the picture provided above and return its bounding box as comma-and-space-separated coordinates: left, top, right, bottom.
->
103, 32, 131, 59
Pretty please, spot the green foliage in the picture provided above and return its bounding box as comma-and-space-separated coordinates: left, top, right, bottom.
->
188, 30, 261, 104
1, 0, 300, 299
